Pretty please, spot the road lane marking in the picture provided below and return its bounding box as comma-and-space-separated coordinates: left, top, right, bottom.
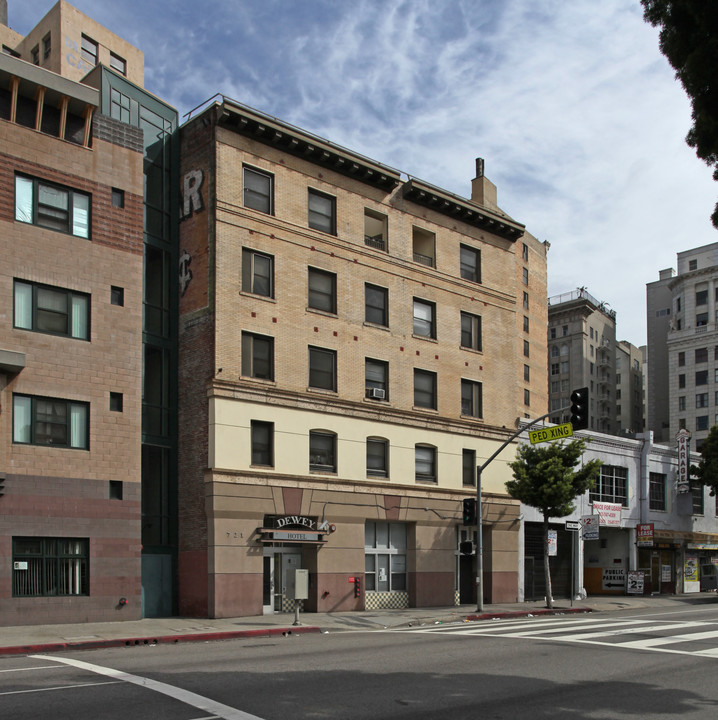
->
31, 655, 267, 720
0, 681, 120, 696
0, 665, 64, 673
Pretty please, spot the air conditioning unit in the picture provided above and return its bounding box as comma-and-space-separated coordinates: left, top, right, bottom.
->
366, 387, 385, 400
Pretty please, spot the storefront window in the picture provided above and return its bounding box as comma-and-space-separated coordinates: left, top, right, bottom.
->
365, 521, 407, 592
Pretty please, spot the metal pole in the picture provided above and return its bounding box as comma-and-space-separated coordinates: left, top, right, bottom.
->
476, 466, 483, 612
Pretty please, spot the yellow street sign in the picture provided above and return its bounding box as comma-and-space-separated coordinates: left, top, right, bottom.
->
528, 422, 574, 444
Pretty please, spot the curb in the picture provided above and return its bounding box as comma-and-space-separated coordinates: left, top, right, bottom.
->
0, 625, 321, 657
465, 607, 593, 622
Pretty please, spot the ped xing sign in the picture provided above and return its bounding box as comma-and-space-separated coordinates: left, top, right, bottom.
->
528, 422, 574, 445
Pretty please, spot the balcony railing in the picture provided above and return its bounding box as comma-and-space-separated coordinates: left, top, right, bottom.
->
413, 252, 434, 267
364, 235, 386, 251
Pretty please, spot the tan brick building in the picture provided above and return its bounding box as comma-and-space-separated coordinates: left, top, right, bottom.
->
178, 99, 549, 617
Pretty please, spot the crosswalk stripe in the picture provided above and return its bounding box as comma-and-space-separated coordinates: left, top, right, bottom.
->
553, 621, 705, 642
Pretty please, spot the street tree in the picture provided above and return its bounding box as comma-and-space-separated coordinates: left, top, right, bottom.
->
691, 424, 718, 496
641, 1, 718, 228
507, 439, 602, 608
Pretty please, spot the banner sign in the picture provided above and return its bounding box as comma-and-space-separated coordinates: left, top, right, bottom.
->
592, 501, 622, 526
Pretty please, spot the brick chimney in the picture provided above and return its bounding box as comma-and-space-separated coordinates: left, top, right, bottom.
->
470, 157, 498, 210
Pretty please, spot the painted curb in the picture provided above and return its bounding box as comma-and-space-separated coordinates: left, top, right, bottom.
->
0, 625, 321, 656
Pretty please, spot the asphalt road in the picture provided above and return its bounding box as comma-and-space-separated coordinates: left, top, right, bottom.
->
3, 604, 718, 720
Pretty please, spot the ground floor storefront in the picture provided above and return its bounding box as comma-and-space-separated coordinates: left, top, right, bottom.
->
178, 478, 521, 618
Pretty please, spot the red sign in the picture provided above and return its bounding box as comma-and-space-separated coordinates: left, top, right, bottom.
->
637, 523, 654, 547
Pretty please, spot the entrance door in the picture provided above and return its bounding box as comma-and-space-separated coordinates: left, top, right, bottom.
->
262, 554, 275, 615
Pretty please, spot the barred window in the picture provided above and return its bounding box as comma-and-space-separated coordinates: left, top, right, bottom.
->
13, 537, 88, 597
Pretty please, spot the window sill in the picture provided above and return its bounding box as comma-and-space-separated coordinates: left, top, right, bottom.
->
413, 405, 438, 413
240, 375, 276, 385
307, 386, 337, 395
415, 478, 437, 484
307, 307, 338, 319
310, 469, 337, 476
239, 290, 276, 303
412, 334, 437, 343
363, 321, 390, 331
460, 414, 483, 422
460, 345, 483, 355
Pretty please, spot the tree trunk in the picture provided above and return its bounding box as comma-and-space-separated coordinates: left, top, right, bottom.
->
543, 514, 553, 608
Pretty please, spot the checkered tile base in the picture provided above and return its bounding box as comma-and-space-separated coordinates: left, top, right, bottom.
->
281, 596, 298, 613
365, 591, 409, 610
454, 590, 460, 606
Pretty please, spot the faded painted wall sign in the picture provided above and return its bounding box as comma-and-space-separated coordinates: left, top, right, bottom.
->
178, 249, 192, 296
180, 169, 204, 220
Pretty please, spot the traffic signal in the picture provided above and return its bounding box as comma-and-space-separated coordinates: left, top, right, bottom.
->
570, 387, 589, 430
462, 498, 477, 525
354, 576, 361, 598
459, 541, 474, 555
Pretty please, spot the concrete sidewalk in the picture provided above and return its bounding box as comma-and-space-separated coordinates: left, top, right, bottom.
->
1, 594, 715, 656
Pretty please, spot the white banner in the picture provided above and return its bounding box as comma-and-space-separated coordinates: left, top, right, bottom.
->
591, 501, 622, 527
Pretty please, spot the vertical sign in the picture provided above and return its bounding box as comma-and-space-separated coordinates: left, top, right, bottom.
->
582, 514, 600, 540
676, 428, 691, 494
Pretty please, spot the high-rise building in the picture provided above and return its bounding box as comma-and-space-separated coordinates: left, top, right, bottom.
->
176, 99, 549, 617
647, 242, 718, 449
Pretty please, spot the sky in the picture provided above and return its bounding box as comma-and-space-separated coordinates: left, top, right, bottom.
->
12, 0, 718, 346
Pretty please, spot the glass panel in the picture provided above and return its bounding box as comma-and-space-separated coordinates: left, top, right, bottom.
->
375, 523, 389, 549
14, 282, 32, 329
308, 191, 334, 233
365, 522, 376, 548
69, 403, 88, 449
36, 399, 67, 445
377, 554, 390, 591
244, 169, 271, 213
253, 254, 272, 296
71, 294, 89, 339
36, 287, 68, 334
72, 192, 89, 238
413, 301, 433, 336
390, 523, 407, 550
13, 395, 32, 443
365, 285, 387, 325
37, 184, 69, 231
15, 176, 34, 223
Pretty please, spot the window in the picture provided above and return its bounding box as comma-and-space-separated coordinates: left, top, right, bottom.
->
365, 359, 388, 400
524, 364, 530, 382
460, 312, 482, 351
649, 473, 666, 511
111, 188, 125, 208
524, 388, 530, 406
309, 346, 336, 391
696, 370, 708, 386
562, 325, 568, 336
241, 332, 274, 380
590, 465, 628, 506
242, 248, 273, 297
110, 88, 130, 123
12, 537, 88, 597
696, 348, 708, 364
692, 482, 704, 515
251, 420, 274, 466
80, 34, 97, 65
696, 289, 708, 306
365, 283, 388, 326
243, 166, 273, 214
522, 243, 529, 261
13, 394, 89, 449
523, 292, 529, 310
560, 361, 569, 374
413, 298, 436, 339
367, 438, 388, 477
16, 175, 90, 238
550, 328, 556, 339
365, 522, 407, 592
14, 280, 89, 340
110, 51, 126, 75
522, 267, 529, 285
364, 208, 387, 250
697, 312, 708, 326
460, 244, 481, 283
461, 379, 482, 418
308, 267, 337, 313
678, 396, 686, 411
111, 286, 124, 307
309, 431, 336, 472
31, 45, 39, 64
689, 259, 698, 271
696, 415, 709, 431
414, 369, 437, 409
678, 351, 685, 366
551, 363, 560, 376
696, 393, 709, 408
551, 346, 560, 358
415, 444, 436, 482
308, 189, 336, 234
679, 374, 686, 389
524, 340, 530, 358
412, 226, 435, 267
462, 449, 476, 486
42, 33, 51, 60
109, 480, 123, 500
109, 392, 123, 412
523, 315, 529, 333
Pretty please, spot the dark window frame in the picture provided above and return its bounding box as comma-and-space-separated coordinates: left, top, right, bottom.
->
13, 279, 90, 340
241, 331, 274, 381
460, 311, 482, 351
241, 248, 274, 298
12, 393, 89, 449
649, 472, 666, 511
308, 267, 337, 314
367, 437, 389, 478
308, 346, 337, 391
251, 420, 274, 467
365, 358, 388, 400
413, 298, 436, 339
460, 244, 481, 283
462, 448, 476, 486
365, 283, 388, 326
414, 369, 437, 410
415, 444, 437, 483
590, 465, 628, 507
80, 34, 98, 65
309, 430, 337, 473
461, 379, 483, 418
308, 188, 336, 235
12, 537, 89, 597
243, 165, 273, 215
